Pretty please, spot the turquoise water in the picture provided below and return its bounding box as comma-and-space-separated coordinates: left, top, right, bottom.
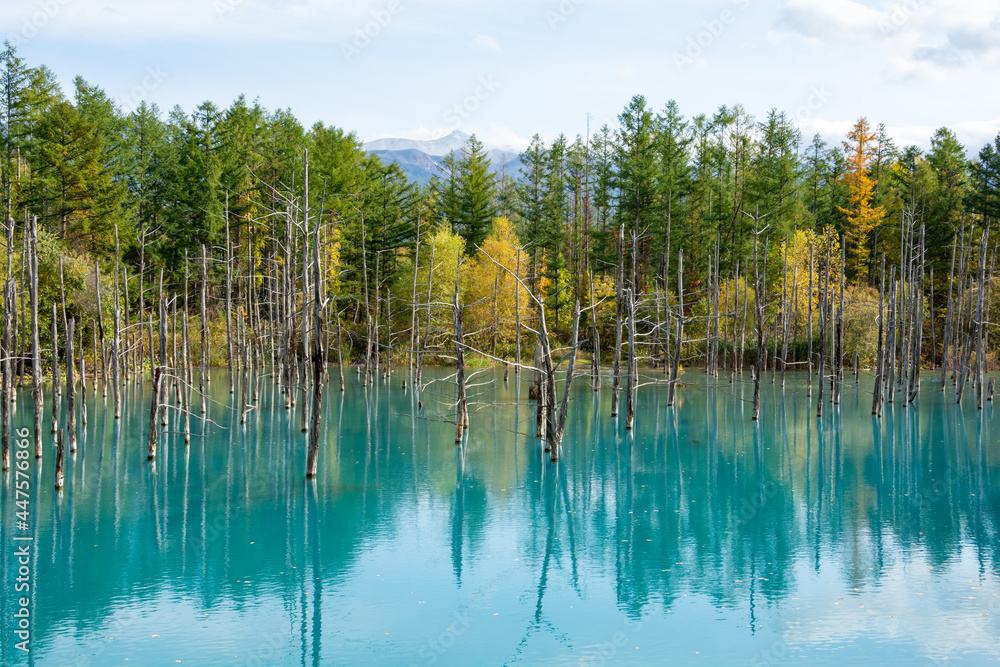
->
1, 369, 999, 666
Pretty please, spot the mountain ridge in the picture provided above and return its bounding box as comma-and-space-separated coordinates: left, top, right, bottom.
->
363, 130, 522, 186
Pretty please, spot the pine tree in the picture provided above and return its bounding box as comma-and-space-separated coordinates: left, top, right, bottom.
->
29, 99, 124, 248
970, 133, 1000, 223
437, 134, 496, 254
1, 42, 29, 221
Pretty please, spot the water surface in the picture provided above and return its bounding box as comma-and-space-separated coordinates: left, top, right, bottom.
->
1, 369, 999, 666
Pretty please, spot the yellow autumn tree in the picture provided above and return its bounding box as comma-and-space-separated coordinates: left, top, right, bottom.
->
778, 228, 843, 339
838, 118, 885, 284
466, 217, 531, 357
390, 226, 467, 359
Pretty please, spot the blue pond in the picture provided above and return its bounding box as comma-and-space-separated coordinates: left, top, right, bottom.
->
1, 369, 999, 666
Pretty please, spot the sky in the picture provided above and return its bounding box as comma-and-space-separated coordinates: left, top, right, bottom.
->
4, 0, 1000, 155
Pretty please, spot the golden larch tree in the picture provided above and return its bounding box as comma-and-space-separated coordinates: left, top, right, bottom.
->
838, 118, 885, 283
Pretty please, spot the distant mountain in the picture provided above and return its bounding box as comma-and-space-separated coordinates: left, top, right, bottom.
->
364, 130, 522, 186
365, 130, 474, 156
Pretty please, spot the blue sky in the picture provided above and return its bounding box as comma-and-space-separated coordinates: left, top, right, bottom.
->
5, 0, 1000, 155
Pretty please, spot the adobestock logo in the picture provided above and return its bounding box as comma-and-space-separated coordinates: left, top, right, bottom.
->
341, 0, 403, 63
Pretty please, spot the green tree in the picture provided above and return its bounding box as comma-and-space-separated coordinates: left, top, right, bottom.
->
925, 127, 967, 274
29, 99, 124, 249
437, 134, 496, 253
516, 134, 548, 292
615, 94, 658, 289
1, 42, 29, 220
970, 133, 1000, 223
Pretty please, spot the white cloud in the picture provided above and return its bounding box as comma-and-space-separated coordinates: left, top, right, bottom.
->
775, 0, 885, 44
467, 32, 502, 53
773, 0, 1000, 79
0, 0, 405, 44
476, 123, 530, 152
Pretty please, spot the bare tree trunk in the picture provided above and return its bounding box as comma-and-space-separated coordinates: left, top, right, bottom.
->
625, 288, 637, 430
225, 197, 235, 394
611, 224, 625, 417
408, 221, 420, 388
28, 218, 42, 458
959, 231, 988, 406
334, 308, 345, 392
384, 285, 392, 381
740, 255, 749, 376
124, 266, 132, 383
778, 236, 789, 385
752, 226, 764, 421
159, 293, 168, 426
782, 265, 795, 388
66, 318, 76, 451
452, 257, 467, 444
908, 223, 925, 403
589, 268, 601, 389
873, 255, 886, 416
360, 214, 372, 385
96, 261, 106, 398
836, 239, 846, 405
200, 245, 208, 414
80, 323, 87, 427
306, 198, 325, 478
51, 302, 59, 433
1, 280, 10, 470
549, 300, 581, 461
669, 250, 683, 407
54, 429, 64, 490
182, 309, 191, 443
807, 243, 814, 397
887, 269, 898, 405
112, 227, 122, 418
417, 239, 435, 388
533, 342, 545, 439
147, 366, 161, 460
515, 248, 522, 376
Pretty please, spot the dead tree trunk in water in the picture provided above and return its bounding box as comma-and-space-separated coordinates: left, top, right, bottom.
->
625, 288, 637, 430
54, 430, 64, 490
158, 293, 168, 426
873, 255, 886, 416
807, 243, 814, 398
306, 198, 325, 478
300, 154, 311, 432
611, 224, 625, 417
147, 366, 161, 460
589, 268, 601, 389
533, 342, 545, 440
515, 249, 522, 376
51, 302, 60, 434
335, 308, 345, 392
225, 196, 235, 394
549, 300, 581, 461
112, 227, 122, 418
416, 239, 435, 389
79, 322, 87, 427
752, 226, 764, 421
95, 261, 106, 398
200, 245, 208, 414
958, 231, 988, 407
452, 258, 467, 444
668, 250, 683, 407
407, 221, 420, 388
66, 318, 76, 452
